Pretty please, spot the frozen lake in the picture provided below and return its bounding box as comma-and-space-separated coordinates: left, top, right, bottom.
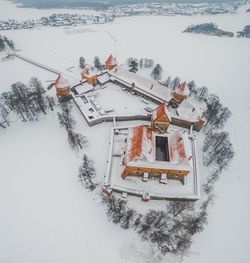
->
0, 0, 250, 262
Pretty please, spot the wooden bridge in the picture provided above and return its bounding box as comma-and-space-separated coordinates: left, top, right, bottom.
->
9, 53, 61, 75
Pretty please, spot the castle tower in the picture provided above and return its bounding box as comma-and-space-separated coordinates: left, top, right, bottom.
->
173, 82, 190, 103
105, 55, 117, 71
54, 75, 71, 97
81, 65, 98, 84
151, 103, 171, 132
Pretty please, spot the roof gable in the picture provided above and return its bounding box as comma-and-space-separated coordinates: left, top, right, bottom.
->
152, 103, 171, 123
174, 82, 190, 96
105, 55, 117, 66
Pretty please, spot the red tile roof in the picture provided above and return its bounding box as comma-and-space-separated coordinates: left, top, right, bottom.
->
152, 103, 171, 122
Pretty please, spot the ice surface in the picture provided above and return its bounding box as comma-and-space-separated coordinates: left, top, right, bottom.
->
0, 1, 250, 263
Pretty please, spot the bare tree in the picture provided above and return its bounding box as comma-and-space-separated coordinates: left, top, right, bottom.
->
196, 86, 208, 101
78, 154, 96, 191
171, 77, 181, 90
29, 77, 47, 115
68, 130, 87, 151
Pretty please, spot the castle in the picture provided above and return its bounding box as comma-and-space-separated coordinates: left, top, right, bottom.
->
51, 55, 204, 201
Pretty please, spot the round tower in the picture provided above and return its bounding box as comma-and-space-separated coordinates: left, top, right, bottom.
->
54, 75, 71, 97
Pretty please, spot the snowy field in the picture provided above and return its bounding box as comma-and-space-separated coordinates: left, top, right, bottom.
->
0, 0, 250, 262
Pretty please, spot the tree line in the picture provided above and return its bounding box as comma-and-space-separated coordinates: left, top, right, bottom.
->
0, 35, 15, 52
79, 56, 104, 70
103, 195, 212, 255
0, 77, 55, 126
56, 101, 97, 191
57, 101, 87, 152
0, 77, 96, 192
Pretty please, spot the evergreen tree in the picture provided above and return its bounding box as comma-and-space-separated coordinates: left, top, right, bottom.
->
79, 57, 86, 69
3, 36, 14, 50
126, 57, 135, 66
0, 35, 15, 52
94, 56, 102, 70
0, 36, 6, 52
151, 64, 163, 80
129, 59, 138, 73
187, 80, 197, 95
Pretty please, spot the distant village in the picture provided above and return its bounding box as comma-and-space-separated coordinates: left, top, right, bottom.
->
0, 1, 240, 31
0, 13, 114, 30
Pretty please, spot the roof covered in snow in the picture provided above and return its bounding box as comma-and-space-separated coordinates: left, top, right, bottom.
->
55, 75, 70, 89
109, 66, 172, 103
81, 65, 99, 78
123, 125, 192, 171
169, 130, 192, 165
74, 81, 94, 94
123, 125, 153, 164
174, 82, 190, 96
105, 55, 117, 66
97, 73, 110, 84
176, 99, 202, 121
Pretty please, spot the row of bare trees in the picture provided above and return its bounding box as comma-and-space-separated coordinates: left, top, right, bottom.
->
126, 57, 154, 70
57, 102, 87, 152
175, 78, 235, 194
202, 131, 234, 193
103, 195, 212, 255
193, 86, 234, 194
0, 77, 55, 127
78, 154, 97, 191
56, 102, 96, 190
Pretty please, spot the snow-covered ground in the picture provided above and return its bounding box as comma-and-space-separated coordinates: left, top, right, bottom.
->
0, 0, 250, 262
86, 83, 157, 115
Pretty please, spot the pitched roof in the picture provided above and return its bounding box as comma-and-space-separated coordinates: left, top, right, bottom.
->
105, 55, 117, 66
169, 130, 191, 164
176, 99, 201, 121
123, 125, 153, 164
109, 66, 172, 103
152, 103, 171, 122
174, 82, 190, 96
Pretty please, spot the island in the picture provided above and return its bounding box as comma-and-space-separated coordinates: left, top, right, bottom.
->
183, 23, 234, 37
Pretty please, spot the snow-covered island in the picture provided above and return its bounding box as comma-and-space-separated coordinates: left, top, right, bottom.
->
183, 23, 234, 37
0, 46, 234, 255
0, 0, 250, 263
